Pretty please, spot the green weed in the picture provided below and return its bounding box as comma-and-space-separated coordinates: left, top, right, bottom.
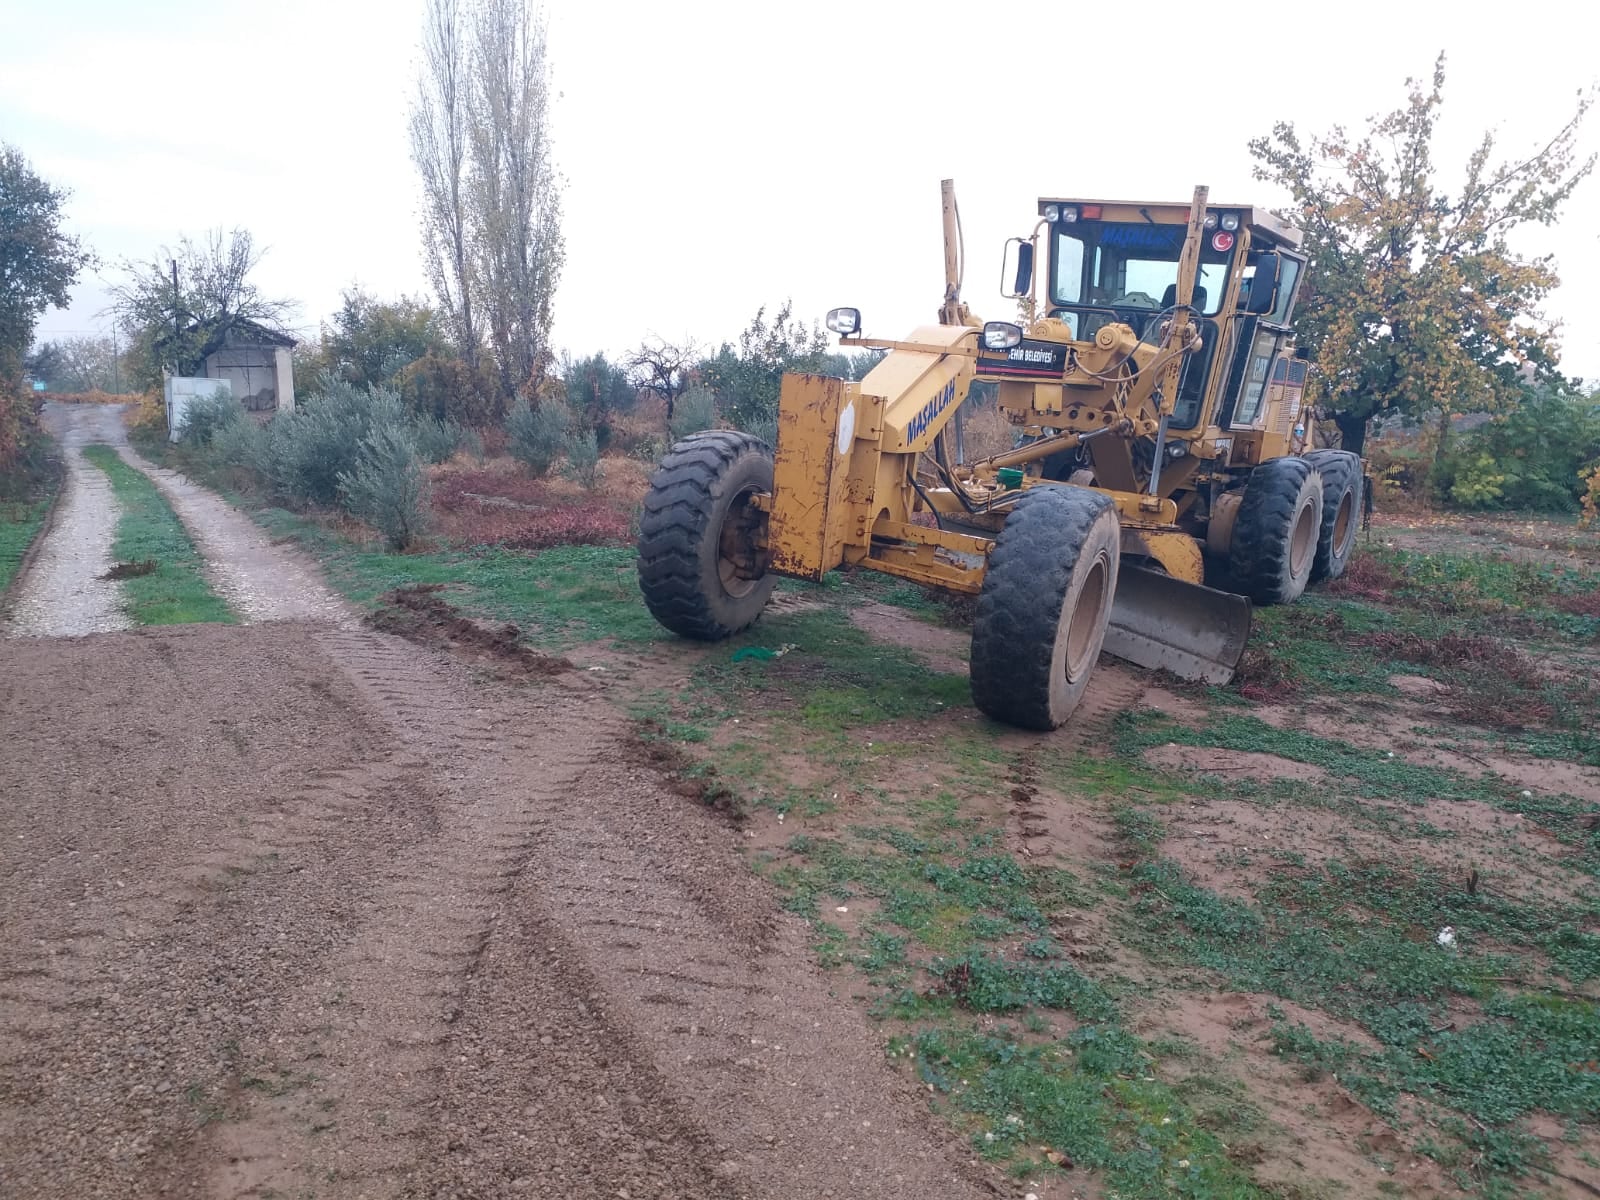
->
81, 446, 233, 625
0, 496, 52, 597
252, 507, 658, 647
898, 1024, 1270, 1197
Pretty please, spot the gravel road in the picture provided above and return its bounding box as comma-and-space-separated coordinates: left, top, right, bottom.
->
3, 404, 131, 637
0, 406, 1002, 1199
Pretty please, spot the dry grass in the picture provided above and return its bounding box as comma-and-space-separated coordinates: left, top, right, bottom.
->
1326, 553, 1404, 602
959, 403, 1016, 462
1356, 629, 1557, 730
1231, 646, 1303, 703
36, 390, 135, 405
428, 460, 639, 551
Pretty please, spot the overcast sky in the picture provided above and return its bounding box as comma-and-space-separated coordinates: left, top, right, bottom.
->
4, 0, 1597, 382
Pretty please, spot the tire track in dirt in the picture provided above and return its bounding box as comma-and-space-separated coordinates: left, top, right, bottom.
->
0, 624, 445, 1198
201, 628, 744, 1198
197, 624, 995, 1198
1052, 658, 1147, 753
531, 759, 999, 1199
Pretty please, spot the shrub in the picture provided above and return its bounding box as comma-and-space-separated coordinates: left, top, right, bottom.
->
667, 385, 715, 442
208, 416, 268, 473
1435, 385, 1600, 511
412, 414, 465, 464
698, 301, 829, 435
563, 428, 600, 488
0, 389, 48, 498
266, 378, 408, 506
506, 397, 571, 476
563, 352, 636, 427
338, 424, 430, 551
178, 389, 242, 446
397, 351, 504, 426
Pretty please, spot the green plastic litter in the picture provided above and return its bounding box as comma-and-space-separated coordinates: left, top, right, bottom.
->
732, 642, 798, 663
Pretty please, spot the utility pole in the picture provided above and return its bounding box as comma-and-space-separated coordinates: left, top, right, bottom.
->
171, 259, 181, 373
112, 326, 120, 395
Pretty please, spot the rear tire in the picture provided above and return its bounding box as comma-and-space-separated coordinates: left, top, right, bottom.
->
637, 431, 775, 640
1228, 457, 1323, 605
1304, 450, 1363, 582
971, 486, 1121, 731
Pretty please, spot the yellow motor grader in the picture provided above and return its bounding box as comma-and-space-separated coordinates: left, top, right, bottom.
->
637, 182, 1365, 730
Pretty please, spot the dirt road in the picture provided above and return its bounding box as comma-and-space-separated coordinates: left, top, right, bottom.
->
0, 407, 1000, 1199
4, 404, 132, 636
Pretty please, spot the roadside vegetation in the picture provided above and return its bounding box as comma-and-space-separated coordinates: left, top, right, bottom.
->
81, 446, 232, 625
0, 492, 54, 598
0, 432, 59, 599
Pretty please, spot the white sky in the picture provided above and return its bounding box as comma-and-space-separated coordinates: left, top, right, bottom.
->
4, 0, 1597, 382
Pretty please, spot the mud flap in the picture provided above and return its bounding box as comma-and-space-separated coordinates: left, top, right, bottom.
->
1102, 565, 1252, 684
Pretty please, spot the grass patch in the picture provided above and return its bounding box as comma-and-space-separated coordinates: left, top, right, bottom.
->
742, 718, 1270, 1193
898, 1023, 1270, 1197
693, 602, 970, 730
0, 434, 59, 596
0, 497, 53, 596
1337, 545, 1600, 641
1106, 784, 1600, 1195
81, 446, 233, 625
249, 506, 658, 648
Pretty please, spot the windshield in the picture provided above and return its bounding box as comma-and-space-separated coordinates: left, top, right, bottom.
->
1051, 223, 1232, 318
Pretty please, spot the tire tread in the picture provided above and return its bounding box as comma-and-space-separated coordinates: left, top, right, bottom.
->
636, 430, 773, 640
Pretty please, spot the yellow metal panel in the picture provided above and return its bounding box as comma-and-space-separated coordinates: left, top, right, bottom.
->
768, 373, 855, 581
1099, 488, 1179, 526
866, 549, 985, 595
864, 325, 977, 454
871, 518, 994, 558
1120, 529, 1205, 585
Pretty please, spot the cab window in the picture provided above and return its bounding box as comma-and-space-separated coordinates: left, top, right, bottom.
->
1233, 330, 1278, 425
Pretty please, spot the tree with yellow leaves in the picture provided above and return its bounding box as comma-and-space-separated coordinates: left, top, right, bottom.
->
1250, 54, 1593, 458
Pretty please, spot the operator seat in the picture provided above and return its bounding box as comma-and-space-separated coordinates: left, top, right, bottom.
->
1159, 283, 1207, 313
1156, 283, 1216, 428
1145, 283, 1208, 341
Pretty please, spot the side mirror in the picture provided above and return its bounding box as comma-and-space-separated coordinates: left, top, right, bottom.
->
1002, 238, 1034, 299
1244, 252, 1281, 315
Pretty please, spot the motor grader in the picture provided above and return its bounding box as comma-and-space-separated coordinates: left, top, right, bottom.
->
637, 182, 1366, 731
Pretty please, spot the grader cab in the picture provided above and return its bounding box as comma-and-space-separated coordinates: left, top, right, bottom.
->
637, 182, 1365, 731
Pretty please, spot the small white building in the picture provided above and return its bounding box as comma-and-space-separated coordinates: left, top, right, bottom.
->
198, 321, 297, 413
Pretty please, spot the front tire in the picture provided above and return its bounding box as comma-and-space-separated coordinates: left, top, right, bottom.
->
1228, 457, 1324, 605
637, 431, 775, 640
1304, 450, 1363, 581
970, 486, 1121, 731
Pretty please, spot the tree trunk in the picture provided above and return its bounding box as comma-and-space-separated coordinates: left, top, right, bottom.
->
1430, 407, 1452, 472
1334, 410, 1369, 457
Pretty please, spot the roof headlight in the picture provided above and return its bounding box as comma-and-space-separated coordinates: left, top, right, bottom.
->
1043, 203, 1060, 222
1220, 212, 1241, 232
825, 307, 861, 336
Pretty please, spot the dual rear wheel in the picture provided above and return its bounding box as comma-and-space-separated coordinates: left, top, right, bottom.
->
1225, 452, 1363, 604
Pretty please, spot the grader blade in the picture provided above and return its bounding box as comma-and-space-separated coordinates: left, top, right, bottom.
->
1103, 566, 1251, 684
